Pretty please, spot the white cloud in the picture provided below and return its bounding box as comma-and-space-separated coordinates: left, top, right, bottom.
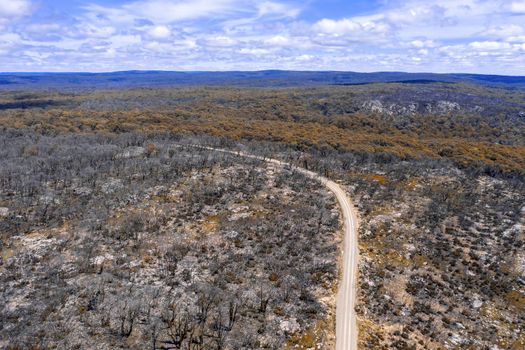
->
147, 25, 171, 39
264, 35, 289, 46
239, 48, 270, 55
0, 0, 31, 25
509, 35, 525, 42
105, 47, 117, 58
203, 36, 238, 47
84, 0, 243, 25
386, 4, 446, 25
0, 0, 31, 17
314, 18, 360, 35
144, 38, 197, 52
295, 54, 314, 61
0, 32, 22, 55
257, 1, 300, 18
410, 40, 436, 48
510, 1, 525, 13
313, 17, 391, 45
0, 32, 21, 48
132, 0, 239, 23
77, 25, 117, 39
469, 41, 512, 50
482, 24, 524, 40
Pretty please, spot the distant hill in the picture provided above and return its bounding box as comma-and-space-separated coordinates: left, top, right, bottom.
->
1, 70, 525, 90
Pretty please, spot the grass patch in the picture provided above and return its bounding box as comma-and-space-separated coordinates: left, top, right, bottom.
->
201, 214, 222, 233
364, 174, 388, 185
285, 319, 332, 350
505, 290, 525, 311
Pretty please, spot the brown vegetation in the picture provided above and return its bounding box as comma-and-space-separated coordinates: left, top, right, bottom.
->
1, 84, 524, 175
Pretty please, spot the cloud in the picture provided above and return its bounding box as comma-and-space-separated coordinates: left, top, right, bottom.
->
314, 18, 361, 35
147, 25, 171, 39
0, 32, 21, 51
385, 4, 447, 25
0, 0, 32, 25
239, 48, 271, 55
295, 54, 314, 61
314, 18, 390, 36
409, 40, 436, 48
1, 0, 525, 74
312, 17, 391, 46
469, 41, 512, 50
84, 0, 244, 25
264, 35, 289, 46
202, 36, 238, 47
482, 24, 524, 38
256, 1, 301, 18
0, 0, 31, 17
130, 0, 240, 23
510, 1, 525, 13
77, 24, 117, 39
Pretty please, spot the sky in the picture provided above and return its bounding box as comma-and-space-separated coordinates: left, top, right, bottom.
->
1, 0, 525, 74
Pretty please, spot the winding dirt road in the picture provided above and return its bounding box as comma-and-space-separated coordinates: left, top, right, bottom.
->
178, 145, 359, 350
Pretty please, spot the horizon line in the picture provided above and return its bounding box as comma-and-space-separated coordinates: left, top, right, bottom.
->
0, 70, 524, 77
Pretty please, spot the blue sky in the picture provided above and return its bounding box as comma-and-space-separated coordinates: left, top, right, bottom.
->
1, 0, 525, 73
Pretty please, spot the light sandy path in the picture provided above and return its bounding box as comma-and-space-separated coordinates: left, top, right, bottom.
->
177, 144, 358, 350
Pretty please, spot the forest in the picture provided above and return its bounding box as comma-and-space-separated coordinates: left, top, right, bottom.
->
1, 83, 524, 175
1, 81, 524, 349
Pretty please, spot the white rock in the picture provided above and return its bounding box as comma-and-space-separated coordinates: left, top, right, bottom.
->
73, 187, 92, 196
472, 299, 483, 308
362, 100, 385, 114
229, 212, 251, 221
436, 100, 461, 113
91, 253, 114, 266
225, 231, 239, 239
404, 244, 416, 252
449, 333, 464, 345
0, 207, 8, 217
280, 318, 300, 334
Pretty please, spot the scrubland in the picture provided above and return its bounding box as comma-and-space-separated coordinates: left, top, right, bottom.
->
0, 132, 341, 349
1, 82, 524, 349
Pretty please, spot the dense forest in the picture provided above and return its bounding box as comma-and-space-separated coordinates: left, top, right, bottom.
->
1, 82, 524, 349
1, 83, 524, 175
